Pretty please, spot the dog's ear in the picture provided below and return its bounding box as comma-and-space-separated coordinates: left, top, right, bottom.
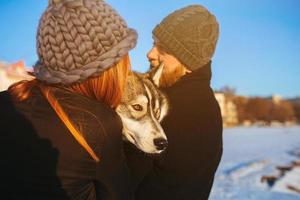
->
148, 63, 164, 87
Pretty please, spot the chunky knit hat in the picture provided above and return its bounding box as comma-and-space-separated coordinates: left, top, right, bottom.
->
153, 5, 219, 71
34, 0, 137, 84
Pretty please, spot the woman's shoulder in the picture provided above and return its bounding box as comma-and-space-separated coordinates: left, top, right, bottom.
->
51, 87, 123, 146
0, 90, 16, 119
0, 90, 13, 105
52, 87, 121, 127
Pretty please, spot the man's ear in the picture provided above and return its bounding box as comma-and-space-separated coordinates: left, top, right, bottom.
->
149, 63, 164, 87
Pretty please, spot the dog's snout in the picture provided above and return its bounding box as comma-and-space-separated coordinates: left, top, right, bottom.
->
153, 138, 168, 151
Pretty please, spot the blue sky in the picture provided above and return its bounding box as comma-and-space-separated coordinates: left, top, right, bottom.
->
0, 0, 299, 98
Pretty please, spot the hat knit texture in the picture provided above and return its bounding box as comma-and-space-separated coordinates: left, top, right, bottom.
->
153, 5, 219, 71
34, 0, 137, 84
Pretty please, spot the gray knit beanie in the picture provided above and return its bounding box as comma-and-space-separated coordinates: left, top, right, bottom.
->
153, 5, 219, 71
34, 0, 137, 84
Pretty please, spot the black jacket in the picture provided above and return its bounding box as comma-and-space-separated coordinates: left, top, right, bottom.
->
125, 62, 223, 200
0, 86, 132, 200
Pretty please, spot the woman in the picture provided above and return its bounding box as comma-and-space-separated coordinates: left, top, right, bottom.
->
0, 0, 137, 199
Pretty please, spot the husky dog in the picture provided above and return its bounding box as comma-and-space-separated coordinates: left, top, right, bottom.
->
116, 65, 169, 154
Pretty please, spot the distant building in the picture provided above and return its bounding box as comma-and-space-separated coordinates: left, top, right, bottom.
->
272, 95, 282, 105
215, 92, 238, 127
0, 60, 33, 91
265, 94, 282, 105
215, 93, 226, 117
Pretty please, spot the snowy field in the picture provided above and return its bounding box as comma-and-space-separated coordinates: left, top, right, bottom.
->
210, 126, 300, 200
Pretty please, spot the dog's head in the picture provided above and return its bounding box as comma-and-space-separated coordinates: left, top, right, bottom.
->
116, 65, 169, 154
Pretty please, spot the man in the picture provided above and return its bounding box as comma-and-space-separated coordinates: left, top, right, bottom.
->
124, 4, 223, 200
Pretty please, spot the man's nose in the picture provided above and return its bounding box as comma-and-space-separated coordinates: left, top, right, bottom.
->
147, 47, 157, 60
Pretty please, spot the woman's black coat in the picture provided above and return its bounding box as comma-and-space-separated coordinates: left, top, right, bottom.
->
0, 87, 132, 200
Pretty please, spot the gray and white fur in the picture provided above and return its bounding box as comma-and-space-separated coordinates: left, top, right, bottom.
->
116, 64, 169, 154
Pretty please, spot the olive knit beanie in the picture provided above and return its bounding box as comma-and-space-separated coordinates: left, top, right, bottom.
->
153, 5, 219, 71
34, 0, 137, 84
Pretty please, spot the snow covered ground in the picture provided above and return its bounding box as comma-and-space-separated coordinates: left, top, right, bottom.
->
209, 126, 300, 200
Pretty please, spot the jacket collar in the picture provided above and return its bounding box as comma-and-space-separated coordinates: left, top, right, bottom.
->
163, 61, 212, 92
181, 61, 212, 83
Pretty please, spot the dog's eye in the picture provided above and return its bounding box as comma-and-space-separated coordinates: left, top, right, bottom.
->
132, 104, 143, 111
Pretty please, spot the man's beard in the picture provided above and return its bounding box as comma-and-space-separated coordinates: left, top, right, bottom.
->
159, 64, 187, 88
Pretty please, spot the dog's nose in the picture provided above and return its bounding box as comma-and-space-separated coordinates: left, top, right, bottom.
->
153, 138, 168, 151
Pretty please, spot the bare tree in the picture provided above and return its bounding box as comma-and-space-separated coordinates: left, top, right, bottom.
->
270, 100, 295, 122
233, 96, 248, 123
292, 100, 300, 123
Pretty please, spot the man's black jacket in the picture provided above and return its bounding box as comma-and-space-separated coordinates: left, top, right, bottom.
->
124, 62, 223, 200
